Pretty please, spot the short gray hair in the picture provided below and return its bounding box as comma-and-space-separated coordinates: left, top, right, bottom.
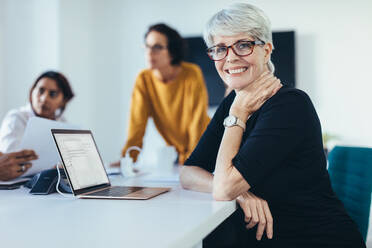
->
203, 3, 275, 73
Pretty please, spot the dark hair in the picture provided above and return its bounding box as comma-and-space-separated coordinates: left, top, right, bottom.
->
145, 23, 185, 65
29, 71, 74, 117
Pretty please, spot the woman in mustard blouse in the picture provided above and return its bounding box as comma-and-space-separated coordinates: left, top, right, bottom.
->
121, 23, 210, 165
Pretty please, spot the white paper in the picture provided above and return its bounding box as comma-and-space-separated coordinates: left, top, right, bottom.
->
18, 117, 80, 177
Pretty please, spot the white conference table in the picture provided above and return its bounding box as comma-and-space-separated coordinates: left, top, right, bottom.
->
0, 169, 236, 248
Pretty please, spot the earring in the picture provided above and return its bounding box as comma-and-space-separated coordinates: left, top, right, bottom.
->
55, 108, 62, 118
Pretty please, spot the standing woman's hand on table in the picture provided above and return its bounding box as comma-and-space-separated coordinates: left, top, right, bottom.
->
237, 191, 274, 241
0, 150, 38, 181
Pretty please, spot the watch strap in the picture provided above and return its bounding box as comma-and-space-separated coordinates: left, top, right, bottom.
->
235, 118, 246, 131
224, 115, 246, 131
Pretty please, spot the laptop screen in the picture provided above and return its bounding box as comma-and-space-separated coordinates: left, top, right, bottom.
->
53, 131, 109, 190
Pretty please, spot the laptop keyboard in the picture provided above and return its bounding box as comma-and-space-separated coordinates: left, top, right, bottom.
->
89, 186, 144, 197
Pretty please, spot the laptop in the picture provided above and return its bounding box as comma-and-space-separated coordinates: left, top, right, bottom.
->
51, 129, 170, 200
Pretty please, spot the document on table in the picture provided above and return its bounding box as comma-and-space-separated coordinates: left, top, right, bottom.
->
18, 117, 80, 177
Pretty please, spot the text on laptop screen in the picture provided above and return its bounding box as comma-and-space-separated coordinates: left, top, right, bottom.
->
53, 133, 109, 190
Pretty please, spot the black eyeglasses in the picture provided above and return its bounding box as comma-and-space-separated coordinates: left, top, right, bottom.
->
145, 44, 167, 53
206, 40, 265, 61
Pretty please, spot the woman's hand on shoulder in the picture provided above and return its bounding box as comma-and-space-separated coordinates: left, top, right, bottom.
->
237, 191, 273, 241
230, 71, 282, 121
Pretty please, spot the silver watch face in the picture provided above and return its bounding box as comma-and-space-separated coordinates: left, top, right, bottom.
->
224, 115, 237, 127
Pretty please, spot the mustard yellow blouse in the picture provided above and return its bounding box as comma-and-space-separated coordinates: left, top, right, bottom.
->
122, 62, 210, 164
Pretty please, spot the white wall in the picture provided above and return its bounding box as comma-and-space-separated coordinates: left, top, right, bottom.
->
1, 0, 372, 161
58, 0, 128, 163
1, 0, 372, 160
57, 0, 372, 164
0, 0, 60, 121
260, 0, 372, 148
0, 1, 5, 116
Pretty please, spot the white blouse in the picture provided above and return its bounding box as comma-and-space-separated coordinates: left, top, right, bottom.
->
0, 104, 65, 153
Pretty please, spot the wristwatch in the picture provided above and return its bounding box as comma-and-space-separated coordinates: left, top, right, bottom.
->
223, 115, 246, 131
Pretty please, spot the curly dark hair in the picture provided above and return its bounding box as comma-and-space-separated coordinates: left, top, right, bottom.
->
29, 71, 74, 117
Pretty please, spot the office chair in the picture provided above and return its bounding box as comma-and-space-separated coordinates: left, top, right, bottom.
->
328, 146, 372, 241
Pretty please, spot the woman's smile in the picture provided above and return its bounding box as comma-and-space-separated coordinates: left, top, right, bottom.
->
225, 66, 248, 75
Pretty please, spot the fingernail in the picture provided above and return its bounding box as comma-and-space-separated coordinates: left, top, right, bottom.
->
257, 236, 261, 241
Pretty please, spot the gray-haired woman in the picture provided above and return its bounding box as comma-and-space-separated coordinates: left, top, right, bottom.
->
180, 3, 365, 247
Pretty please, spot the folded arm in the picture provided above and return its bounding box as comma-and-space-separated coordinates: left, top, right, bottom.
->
179, 165, 213, 193
213, 73, 282, 200
180, 164, 274, 241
